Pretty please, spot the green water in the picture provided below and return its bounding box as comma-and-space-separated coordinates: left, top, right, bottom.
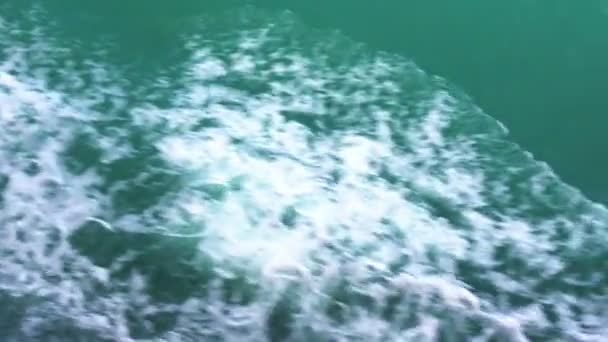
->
0, 1, 607, 341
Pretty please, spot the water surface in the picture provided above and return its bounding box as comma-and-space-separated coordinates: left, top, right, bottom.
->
0, 1, 606, 341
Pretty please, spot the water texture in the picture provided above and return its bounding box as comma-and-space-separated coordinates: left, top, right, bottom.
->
0, 2, 606, 341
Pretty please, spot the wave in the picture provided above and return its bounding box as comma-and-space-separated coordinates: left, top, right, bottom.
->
0, 4, 606, 341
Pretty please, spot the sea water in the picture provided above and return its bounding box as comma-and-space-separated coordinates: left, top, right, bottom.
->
0, 2, 606, 341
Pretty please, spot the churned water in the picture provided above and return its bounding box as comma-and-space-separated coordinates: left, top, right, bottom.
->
0, 2, 606, 341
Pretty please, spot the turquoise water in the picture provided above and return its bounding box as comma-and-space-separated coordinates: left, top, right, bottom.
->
0, 1, 607, 341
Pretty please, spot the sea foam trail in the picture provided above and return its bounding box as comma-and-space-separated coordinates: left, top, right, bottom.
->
0, 4, 606, 341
